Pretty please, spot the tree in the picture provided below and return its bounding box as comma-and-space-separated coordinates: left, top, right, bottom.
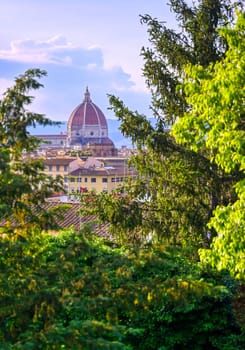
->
172, 12, 245, 279
0, 69, 63, 232
140, 0, 239, 125
86, 0, 242, 246
1, 229, 244, 348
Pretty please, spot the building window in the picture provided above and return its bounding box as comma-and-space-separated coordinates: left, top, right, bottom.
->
102, 178, 108, 183
77, 177, 82, 183
91, 178, 96, 183
70, 177, 75, 183
90, 131, 94, 136
48, 165, 52, 171
64, 176, 68, 183
111, 178, 115, 182
56, 165, 60, 171
64, 165, 68, 171
84, 178, 88, 183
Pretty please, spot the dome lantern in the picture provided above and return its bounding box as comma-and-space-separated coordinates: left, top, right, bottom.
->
83, 86, 92, 103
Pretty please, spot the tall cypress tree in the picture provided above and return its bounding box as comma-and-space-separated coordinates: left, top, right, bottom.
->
104, 0, 243, 246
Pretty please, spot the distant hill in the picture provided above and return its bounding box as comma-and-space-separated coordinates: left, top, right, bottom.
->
28, 119, 132, 148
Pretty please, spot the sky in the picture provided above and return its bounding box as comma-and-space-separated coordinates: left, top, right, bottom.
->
0, 0, 177, 122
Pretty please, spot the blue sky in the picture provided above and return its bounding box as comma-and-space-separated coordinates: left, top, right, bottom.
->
0, 0, 176, 122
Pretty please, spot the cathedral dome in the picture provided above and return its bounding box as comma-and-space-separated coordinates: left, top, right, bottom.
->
67, 87, 110, 146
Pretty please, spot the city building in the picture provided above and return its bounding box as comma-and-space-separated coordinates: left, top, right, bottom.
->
44, 156, 136, 197
33, 87, 137, 199
36, 87, 117, 157
44, 156, 77, 192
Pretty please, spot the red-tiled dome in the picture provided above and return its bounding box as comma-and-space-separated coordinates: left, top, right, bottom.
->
68, 87, 107, 127
67, 87, 110, 146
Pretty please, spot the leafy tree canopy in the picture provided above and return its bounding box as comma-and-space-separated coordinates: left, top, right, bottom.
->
172, 12, 245, 279
1, 229, 244, 349
0, 69, 64, 232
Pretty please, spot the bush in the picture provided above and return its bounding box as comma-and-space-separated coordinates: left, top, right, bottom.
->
0, 229, 244, 349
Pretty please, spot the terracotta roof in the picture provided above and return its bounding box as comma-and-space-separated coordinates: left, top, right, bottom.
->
84, 137, 114, 145
44, 157, 76, 166
70, 168, 110, 176
44, 202, 112, 238
0, 202, 112, 240
69, 166, 135, 176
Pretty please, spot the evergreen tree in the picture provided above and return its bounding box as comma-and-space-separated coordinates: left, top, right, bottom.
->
103, 0, 243, 246
0, 69, 63, 232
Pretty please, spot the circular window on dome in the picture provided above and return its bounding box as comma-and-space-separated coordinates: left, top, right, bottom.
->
90, 132, 94, 136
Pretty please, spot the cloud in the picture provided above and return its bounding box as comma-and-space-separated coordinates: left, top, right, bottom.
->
0, 36, 135, 86
0, 36, 151, 121
0, 36, 105, 68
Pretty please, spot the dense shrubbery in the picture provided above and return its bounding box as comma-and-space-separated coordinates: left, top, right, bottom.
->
0, 229, 244, 349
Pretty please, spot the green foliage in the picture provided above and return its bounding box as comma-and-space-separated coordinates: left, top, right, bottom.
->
0, 6, 244, 350
172, 12, 245, 279
79, 190, 145, 245
172, 12, 245, 170
0, 229, 244, 349
140, 0, 240, 125
106, 0, 241, 247
0, 69, 63, 229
